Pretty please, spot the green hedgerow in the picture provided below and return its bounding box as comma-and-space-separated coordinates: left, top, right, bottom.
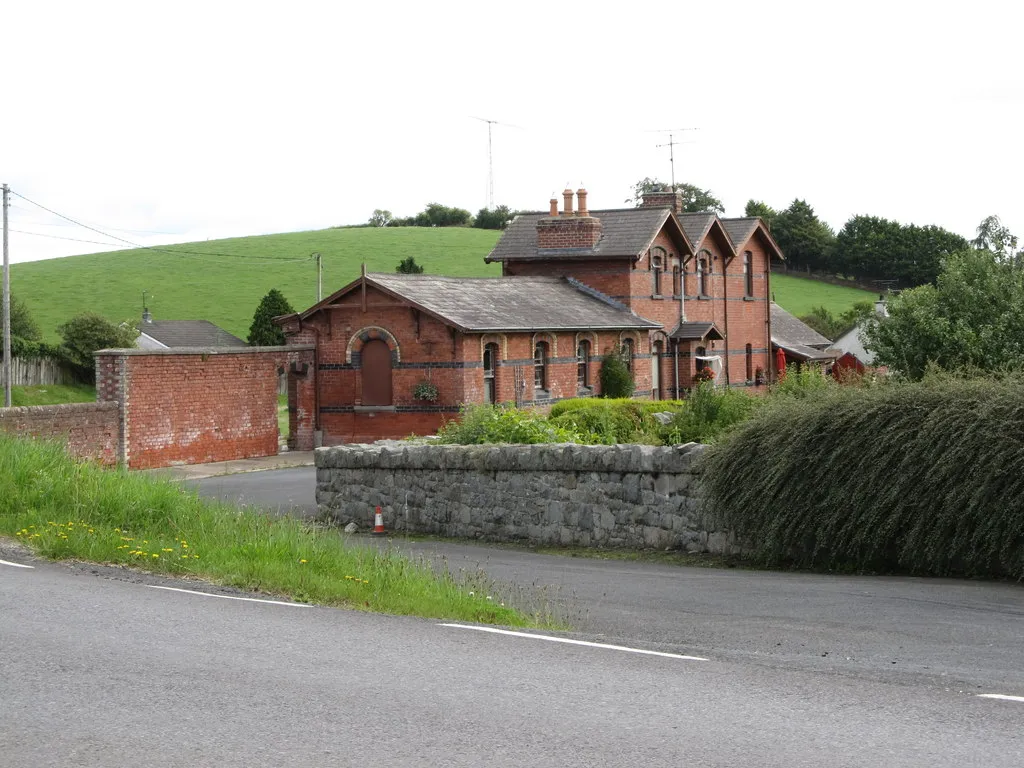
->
699, 376, 1024, 578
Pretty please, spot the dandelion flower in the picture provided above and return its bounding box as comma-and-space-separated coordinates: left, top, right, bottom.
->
299, 559, 308, 564
152, 554, 160, 558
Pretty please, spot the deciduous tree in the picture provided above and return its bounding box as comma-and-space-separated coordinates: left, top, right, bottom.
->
625, 178, 724, 213
865, 249, 1024, 379
368, 209, 393, 227
1, 294, 42, 342
473, 205, 515, 230
57, 313, 139, 380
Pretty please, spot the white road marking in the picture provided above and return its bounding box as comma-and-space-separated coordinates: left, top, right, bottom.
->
148, 585, 312, 607
440, 624, 709, 661
977, 694, 1024, 703
0, 559, 34, 569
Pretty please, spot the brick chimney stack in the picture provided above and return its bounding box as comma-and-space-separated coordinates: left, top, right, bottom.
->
537, 186, 602, 250
640, 189, 684, 213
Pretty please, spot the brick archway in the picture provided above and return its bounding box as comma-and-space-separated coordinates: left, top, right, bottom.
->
346, 326, 401, 365
479, 333, 508, 362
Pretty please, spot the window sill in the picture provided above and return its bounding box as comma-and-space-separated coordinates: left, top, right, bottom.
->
354, 405, 396, 413
650, 295, 666, 300
742, 296, 757, 302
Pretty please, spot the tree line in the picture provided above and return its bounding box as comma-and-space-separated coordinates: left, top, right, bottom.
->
631, 178, 981, 288
367, 203, 516, 231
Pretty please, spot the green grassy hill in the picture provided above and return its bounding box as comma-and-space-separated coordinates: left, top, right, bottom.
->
769, 273, 878, 317
11, 226, 875, 343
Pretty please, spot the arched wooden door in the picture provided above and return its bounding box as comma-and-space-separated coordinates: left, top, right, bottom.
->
361, 339, 393, 406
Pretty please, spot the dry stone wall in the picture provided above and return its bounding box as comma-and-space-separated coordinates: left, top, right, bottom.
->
316, 442, 736, 552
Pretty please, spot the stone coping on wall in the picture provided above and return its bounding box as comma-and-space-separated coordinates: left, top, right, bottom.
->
0, 401, 119, 418
93, 345, 315, 356
315, 441, 705, 473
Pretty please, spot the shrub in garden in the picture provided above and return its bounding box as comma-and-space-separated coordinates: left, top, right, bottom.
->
436, 404, 582, 445
662, 384, 757, 444
549, 398, 685, 444
699, 377, 1024, 578
599, 349, 634, 398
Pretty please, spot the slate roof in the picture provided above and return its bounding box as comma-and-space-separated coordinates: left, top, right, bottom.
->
365, 273, 658, 332
669, 321, 725, 341
139, 320, 247, 348
485, 208, 676, 262
676, 213, 720, 250
770, 303, 836, 361
720, 216, 786, 261
721, 217, 761, 248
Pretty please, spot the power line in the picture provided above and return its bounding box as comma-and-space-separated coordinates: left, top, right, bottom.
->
9, 209, 183, 236
10, 190, 311, 262
10, 229, 133, 248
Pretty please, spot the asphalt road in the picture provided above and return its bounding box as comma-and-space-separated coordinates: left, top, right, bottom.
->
191, 468, 1024, 692
2, 557, 1022, 767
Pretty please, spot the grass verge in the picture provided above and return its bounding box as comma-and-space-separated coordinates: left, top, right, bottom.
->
277, 394, 288, 441
0, 434, 537, 626
11, 384, 96, 407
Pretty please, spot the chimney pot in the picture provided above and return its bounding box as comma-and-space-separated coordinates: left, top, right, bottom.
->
562, 188, 574, 217
549, 197, 559, 217
577, 188, 589, 217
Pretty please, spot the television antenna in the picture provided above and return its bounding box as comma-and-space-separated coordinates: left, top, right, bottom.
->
471, 116, 524, 210
646, 128, 698, 189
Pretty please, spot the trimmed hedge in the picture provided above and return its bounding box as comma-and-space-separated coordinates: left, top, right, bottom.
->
699, 378, 1024, 578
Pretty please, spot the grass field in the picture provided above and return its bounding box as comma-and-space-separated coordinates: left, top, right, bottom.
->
12, 227, 503, 343
770, 273, 877, 317
11, 225, 875, 342
10, 384, 96, 407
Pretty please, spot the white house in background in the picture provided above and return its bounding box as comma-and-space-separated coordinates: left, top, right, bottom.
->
828, 296, 889, 371
136, 310, 248, 350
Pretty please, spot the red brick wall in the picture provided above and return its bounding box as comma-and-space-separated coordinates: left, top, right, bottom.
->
682, 227, 771, 389
96, 347, 314, 470
0, 402, 121, 465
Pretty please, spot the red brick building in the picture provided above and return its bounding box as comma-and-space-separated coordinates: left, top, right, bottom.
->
278, 188, 781, 444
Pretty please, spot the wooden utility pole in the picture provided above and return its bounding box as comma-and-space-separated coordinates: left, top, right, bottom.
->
314, 252, 322, 302
2, 183, 11, 408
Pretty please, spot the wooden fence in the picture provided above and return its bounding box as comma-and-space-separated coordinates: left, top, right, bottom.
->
5, 357, 83, 386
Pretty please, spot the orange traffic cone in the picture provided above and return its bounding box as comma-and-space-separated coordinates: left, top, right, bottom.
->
372, 506, 386, 536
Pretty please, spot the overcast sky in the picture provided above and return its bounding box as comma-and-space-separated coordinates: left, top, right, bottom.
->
4, 0, 1021, 263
